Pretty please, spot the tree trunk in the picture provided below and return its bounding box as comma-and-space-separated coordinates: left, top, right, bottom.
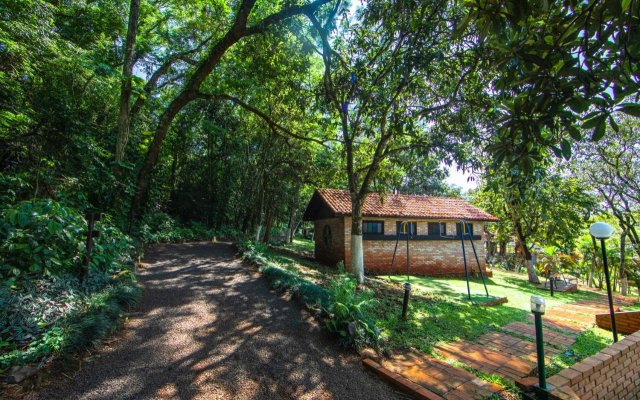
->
130, 91, 195, 224
286, 203, 298, 243
498, 240, 506, 261
620, 231, 628, 296
128, 0, 330, 224
350, 199, 364, 284
513, 219, 539, 283
115, 0, 140, 162
262, 194, 275, 243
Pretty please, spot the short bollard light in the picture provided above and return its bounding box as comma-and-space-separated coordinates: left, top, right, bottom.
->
401, 282, 411, 320
531, 295, 547, 392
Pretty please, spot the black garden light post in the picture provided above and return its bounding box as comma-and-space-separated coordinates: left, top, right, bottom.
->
589, 222, 618, 343
531, 295, 547, 392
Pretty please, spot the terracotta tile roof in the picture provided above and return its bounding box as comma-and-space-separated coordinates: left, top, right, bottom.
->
308, 188, 498, 222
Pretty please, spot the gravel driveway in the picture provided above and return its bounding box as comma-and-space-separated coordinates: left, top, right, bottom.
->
38, 242, 405, 399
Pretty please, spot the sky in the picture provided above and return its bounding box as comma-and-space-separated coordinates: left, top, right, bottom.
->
445, 164, 479, 193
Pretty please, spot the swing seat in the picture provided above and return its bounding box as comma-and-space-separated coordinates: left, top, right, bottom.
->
541, 266, 578, 292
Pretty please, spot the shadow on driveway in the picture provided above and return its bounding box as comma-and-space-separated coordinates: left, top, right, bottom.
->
38, 242, 406, 400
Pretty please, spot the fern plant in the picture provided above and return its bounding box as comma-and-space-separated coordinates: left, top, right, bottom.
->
324, 275, 379, 348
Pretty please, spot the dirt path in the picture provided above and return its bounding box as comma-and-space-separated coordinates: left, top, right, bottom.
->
37, 242, 405, 400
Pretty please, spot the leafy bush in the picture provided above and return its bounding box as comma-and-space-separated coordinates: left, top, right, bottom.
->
0, 270, 121, 345
0, 200, 135, 281
137, 212, 220, 244
0, 199, 140, 369
0, 282, 140, 370
0, 200, 86, 279
239, 240, 379, 348
262, 265, 329, 309
324, 275, 380, 348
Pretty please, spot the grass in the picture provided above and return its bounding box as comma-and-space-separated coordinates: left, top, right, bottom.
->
545, 327, 613, 377
383, 270, 603, 311
281, 238, 315, 254
0, 282, 140, 371
248, 240, 634, 387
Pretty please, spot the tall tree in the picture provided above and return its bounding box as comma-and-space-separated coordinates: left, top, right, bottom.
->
309, 0, 484, 282
129, 0, 332, 223
115, 0, 140, 162
476, 164, 596, 283
465, 0, 640, 172
571, 115, 640, 294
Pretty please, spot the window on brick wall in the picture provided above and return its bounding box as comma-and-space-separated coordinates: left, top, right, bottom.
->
456, 222, 474, 237
428, 222, 447, 236
396, 221, 417, 236
322, 225, 332, 246
362, 221, 384, 235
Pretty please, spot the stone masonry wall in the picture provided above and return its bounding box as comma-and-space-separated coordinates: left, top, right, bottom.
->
338, 217, 487, 276
547, 330, 640, 400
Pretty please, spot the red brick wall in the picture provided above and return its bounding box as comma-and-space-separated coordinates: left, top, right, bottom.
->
547, 331, 640, 400
595, 311, 640, 335
313, 218, 345, 267
316, 216, 488, 276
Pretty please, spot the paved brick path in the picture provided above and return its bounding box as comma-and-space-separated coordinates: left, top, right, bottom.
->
434, 341, 535, 381
379, 352, 502, 400
479, 331, 560, 364
377, 289, 638, 399
501, 321, 576, 348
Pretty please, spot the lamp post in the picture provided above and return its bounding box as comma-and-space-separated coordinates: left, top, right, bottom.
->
531, 295, 547, 391
589, 222, 618, 343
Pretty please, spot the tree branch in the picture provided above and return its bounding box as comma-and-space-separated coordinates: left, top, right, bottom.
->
196, 92, 327, 147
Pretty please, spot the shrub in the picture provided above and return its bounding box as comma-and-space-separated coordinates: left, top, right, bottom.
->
137, 212, 218, 244
239, 240, 379, 349
0, 199, 140, 369
324, 275, 380, 348
0, 200, 135, 281
0, 282, 141, 370
0, 200, 86, 278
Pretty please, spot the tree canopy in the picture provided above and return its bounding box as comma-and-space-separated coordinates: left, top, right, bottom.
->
1, 0, 639, 288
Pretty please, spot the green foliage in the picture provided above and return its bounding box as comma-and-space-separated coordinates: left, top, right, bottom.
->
239, 240, 330, 310
324, 275, 380, 348
0, 196, 139, 370
545, 328, 613, 377
0, 200, 86, 278
467, 0, 640, 172
0, 282, 140, 370
239, 240, 379, 348
0, 200, 134, 280
138, 212, 224, 244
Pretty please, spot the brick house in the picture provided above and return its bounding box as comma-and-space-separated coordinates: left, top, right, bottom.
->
302, 188, 499, 276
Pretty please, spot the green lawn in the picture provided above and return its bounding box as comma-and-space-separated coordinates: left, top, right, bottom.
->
262, 242, 638, 359
375, 270, 640, 353
383, 270, 603, 311
262, 241, 640, 390
281, 238, 315, 254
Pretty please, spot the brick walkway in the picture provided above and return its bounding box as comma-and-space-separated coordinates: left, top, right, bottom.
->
378, 352, 502, 399
501, 321, 576, 348
434, 341, 535, 380
479, 331, 560, 364
367, 288, 638, 400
